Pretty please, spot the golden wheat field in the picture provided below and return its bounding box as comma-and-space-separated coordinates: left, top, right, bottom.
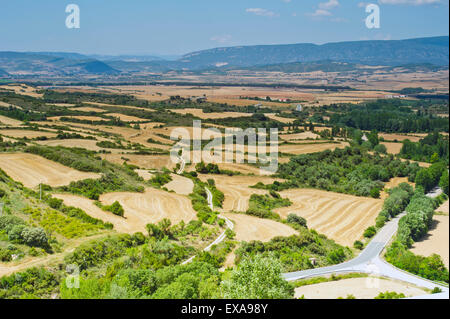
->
99, 188, 198, 230
0, 153, 100, 188
275, 188, 383, 247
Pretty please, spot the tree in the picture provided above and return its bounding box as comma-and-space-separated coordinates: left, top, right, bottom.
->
221, 254, 294, 299
374, 144, 387, 154
368, 130, 379, 147
21, 227, 49, 248
439, 170, 449, 195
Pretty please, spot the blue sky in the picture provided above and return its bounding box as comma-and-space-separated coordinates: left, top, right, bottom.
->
0, 0, 448, 56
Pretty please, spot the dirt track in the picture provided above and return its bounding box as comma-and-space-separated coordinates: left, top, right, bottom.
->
0, 153, 100, 188
276, 188, 383, 247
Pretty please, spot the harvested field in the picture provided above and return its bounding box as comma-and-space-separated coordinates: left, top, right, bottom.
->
0, 153, 100, 188
264, 113, 294, 124
223, 213, 297, 242
278, 142, 348, 155
381, 177, 414, 200
275, 188, 383, 247
53, 194, 136, 234
294, 277, 427, 299
100, 154, 175, 170
100, 188, 197, 229
69, 106, 106, 113
48, 115, 106, 122
0, 85, 43, 98
135, 169, 154, 181
198, 174, 283, 212
379, 133, 421, 143
384, 177, 414, 190
280, 131, 320, 141
164, 174, 194, 195
86, 102, 155, 111
36, 139, 102, 151
0, 115, 22, 126
0, 129, 57, 139
171, 108, 252, 119
381, 142, 403, 154
105, 113, 149, 122
411, 211, 449, 268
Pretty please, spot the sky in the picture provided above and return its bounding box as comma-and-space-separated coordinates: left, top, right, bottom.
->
0, 0, 448, 56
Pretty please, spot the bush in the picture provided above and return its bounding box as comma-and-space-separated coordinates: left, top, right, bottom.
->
370, 187, 381, 199
363, 226, 376, 238
375, 291, 406, 299
286, 214, 307, 228
105, 201, 124, 217
353, 241, 364, 250
21, 227, 49, 248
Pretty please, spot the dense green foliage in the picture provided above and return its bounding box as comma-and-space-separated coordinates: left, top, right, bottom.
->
385, 241, 449, 283
235, 227, 352, 272
222, 254, 294, 299
396, 189, 439, 247
245, 193, 291, 220
0, 267, 60, 299
328, 100, 449, 133
414, 162, 447, 193
260, 147, 420, 197
400, 132, 449, 164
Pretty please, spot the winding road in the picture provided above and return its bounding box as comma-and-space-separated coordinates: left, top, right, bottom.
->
181, 187, 234, 265
282, 187, 449, 299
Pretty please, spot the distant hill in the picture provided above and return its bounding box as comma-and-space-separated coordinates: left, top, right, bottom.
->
0, 52, 120, 76
180, 36, 449, 69
76, 61, 120, 75
240, 60, 361, 73
0, 36, 448, 77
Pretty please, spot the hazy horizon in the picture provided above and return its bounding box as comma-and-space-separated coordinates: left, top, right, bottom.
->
0, 1, 448, 55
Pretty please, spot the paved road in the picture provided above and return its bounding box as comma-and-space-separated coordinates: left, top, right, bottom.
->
282, 188, 449, 299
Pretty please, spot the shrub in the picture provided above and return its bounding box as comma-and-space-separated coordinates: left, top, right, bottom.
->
105, 201, 124, 217
363, 226, 376, 238
375, 291, 406, 299
286, 214, 307, 228
21, 227, 49, 248
353, 241, 364, 250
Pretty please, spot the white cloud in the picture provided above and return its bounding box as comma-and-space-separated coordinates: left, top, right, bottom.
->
379, 0, 443, 4
310, 9, 333, 16
210, 34, 232, 44
308, 0, 340, 17
245, 8, 279, 17
319, 0, 339, 10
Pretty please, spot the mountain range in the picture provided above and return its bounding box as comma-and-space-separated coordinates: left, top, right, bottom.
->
0, 36, 448, 78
